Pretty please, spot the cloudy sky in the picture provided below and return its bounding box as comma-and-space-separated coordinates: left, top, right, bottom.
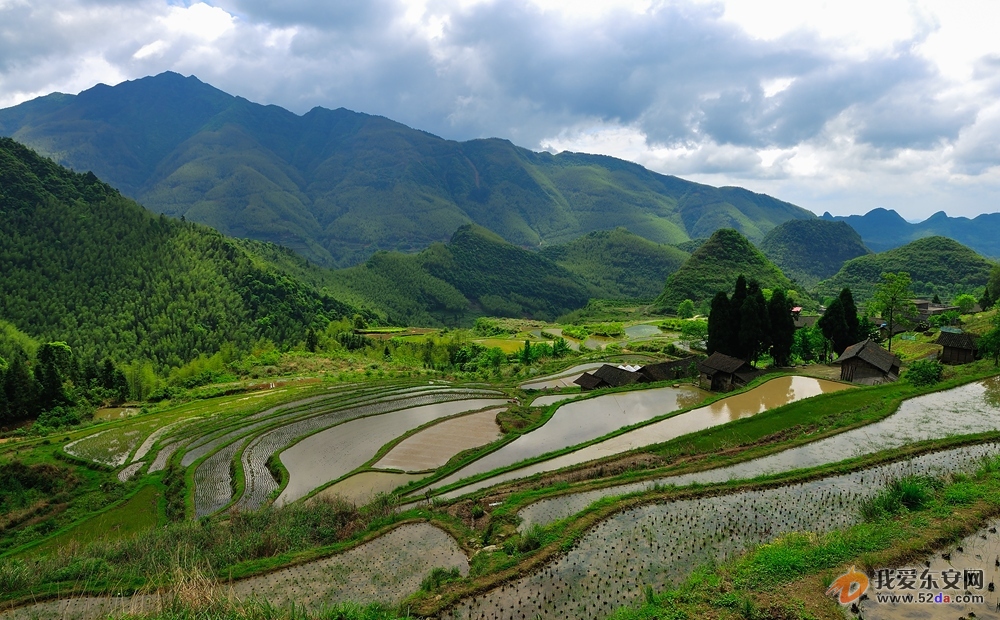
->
2, 0, 999, 220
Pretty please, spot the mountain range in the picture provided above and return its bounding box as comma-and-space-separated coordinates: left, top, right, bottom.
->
821, 208, 1000, 258
0, 72, 814, 267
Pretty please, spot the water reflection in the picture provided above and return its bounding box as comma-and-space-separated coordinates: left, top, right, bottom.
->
430, 376, 847, 500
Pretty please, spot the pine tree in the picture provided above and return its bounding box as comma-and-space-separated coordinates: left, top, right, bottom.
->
839, 288, 860, 344
768, 290, 795, 367
739, 287, 770, 366
818, 298, 851, 355
707, 292, 732, 356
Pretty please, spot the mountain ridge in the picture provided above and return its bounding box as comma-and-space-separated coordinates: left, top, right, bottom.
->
0, 71, 815, 267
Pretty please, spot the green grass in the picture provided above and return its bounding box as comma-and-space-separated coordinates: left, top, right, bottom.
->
25, 484, 162, 557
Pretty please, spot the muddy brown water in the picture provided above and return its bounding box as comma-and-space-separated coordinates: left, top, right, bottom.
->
431, 376, 846, 500
373, 408, 504, 472
424, 382, 711, 497
309, 471, 425, 506
519, 377, 1000, 529
276, 398, 507, 505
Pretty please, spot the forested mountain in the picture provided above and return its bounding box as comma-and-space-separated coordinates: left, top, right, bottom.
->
820, 208, 1000, 257
816, 236, 995, 301
0, 138, 357, 368
539, 228, 689, 299
759, 219, 871, 289
0, 72, 816, 267
654, 229, 796, 312
327, 225, 593, 326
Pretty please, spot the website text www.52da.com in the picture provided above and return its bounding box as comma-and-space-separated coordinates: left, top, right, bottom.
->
827, 565, 990, 606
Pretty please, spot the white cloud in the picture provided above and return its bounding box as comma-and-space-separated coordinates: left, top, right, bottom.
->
1, 0, 999, 220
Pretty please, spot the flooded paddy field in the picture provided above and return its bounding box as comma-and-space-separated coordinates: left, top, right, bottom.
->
520, 376, 1000, 528
444, 443, 1000, 620
276, 397, 507, 506
309, 471, 425, 505
531, 393, 578, 408
1, 523, 466, 620
432, 376, 846, 500
857, 516, 1000, 619
231, 389, 500, 514
374, 407, 505, 472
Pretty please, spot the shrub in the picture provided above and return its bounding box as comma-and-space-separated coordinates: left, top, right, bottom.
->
860, 476, 934, 521
904, 359, 943, 386
420, 566, 461, 592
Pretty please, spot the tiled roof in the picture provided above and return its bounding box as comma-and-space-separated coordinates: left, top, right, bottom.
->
936, 331, 978, 351
835, 339, 900, 373
573, 372, 604, 389
698, 352, 751, 375
592, 364, 643, 387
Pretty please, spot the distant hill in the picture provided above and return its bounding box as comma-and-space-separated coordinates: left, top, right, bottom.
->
539, 228, 689, 299
817, 236, 995, 302
328, 225, 593, 326
0, 138, 356, 367
759, 219, 871, 289
0, 72, 816, 267
821, 208, 1000, 257
654, 229, 796, 312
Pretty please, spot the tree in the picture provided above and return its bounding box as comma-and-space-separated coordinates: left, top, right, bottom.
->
954, 294, 977, 314
839, 288, 860, 344
707, 292, 732, 356
981, 311, 1000, 366
305, 328, 318, 353
731, 275, 748, 316
768, 290, 795, 367
677, 299, 695, 319
34, 342, 74, 411
869, 272, 916, 353
932, 293, 942, 304
738, 286, 769, 366
818, 298, 851, 355
989, 264, 1000, 302
681, 320, 708, 344
520, 339, 533, 366
552, 337, 571, 358
3, 355, 38, 421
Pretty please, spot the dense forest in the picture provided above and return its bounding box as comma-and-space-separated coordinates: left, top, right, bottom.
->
539, 228, 690, 299
0, 138, 358, 369
654, 229, 797, 313
759, 219, 871, 289
817, 236, 993, 301
329, 225, 593, 325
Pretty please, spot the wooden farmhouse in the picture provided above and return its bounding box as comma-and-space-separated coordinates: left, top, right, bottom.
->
936, 331, 978, 364
835, 339, 901, 385
573, 357, 699, 390
697, 352, 760, 392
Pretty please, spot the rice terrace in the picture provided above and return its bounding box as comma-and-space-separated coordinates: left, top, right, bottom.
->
6, 8, 1000, 618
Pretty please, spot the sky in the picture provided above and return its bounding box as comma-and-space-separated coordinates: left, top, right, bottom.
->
2, 0, 999, 221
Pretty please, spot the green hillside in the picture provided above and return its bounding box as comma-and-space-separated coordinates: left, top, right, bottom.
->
0, 72, 816, 267
817, 236, 995, 301
759, 219, 871, 289
654, 229, 796, 312
330, 225, 593, 326
539, 228, 689, 299
0, 138, 357, 367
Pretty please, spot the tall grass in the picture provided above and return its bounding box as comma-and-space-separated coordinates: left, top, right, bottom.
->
859, 475, 936, 521
0, 496, 401, 598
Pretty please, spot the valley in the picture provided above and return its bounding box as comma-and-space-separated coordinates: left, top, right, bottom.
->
2, 79, 1000, 620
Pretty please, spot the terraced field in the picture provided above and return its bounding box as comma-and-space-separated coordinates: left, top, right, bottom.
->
518, 376, 1000, 528
444, 443, 1000, 620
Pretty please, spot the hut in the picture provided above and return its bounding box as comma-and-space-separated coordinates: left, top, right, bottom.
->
573, 364, 642, 390
936, 331, 978, 364
638, 357, 698, 382
697, 352, 759, 392
835, 339, 901, 385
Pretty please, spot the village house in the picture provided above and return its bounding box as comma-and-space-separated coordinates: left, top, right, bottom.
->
573, 357, 698, 390
697, 352, 760, 392
834, 339, 901, 385
936, 331, 978, 364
